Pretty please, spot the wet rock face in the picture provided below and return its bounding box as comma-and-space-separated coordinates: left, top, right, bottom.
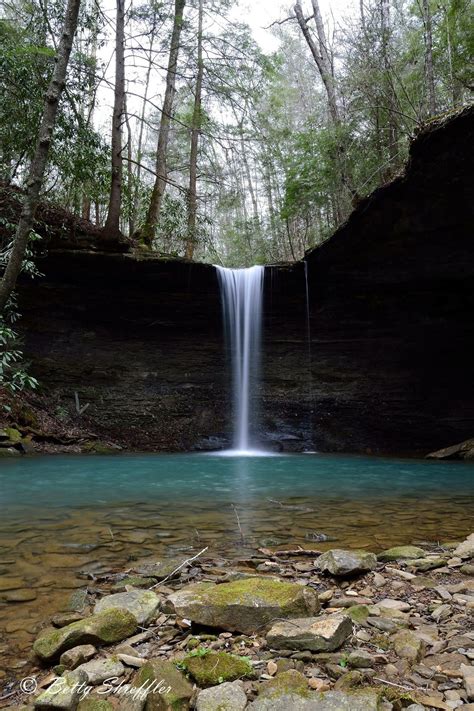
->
17, 107, 474, 455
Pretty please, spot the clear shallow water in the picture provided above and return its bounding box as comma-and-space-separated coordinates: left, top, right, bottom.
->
0, 453, 473, 678
1, 452, 474, 510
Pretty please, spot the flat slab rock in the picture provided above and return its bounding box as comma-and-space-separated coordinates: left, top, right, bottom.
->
249, 688, 380, 710
165, 576, 320, 634
378, 546, 426, 562
318, 549, 377, 577
266, 614, 353, 652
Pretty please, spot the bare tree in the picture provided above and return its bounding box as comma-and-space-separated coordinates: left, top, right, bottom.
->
0, 0, 82, 312
186, 0, 203, 260
140, 0, 186, 247
294, 0, 339, 123
102, 0, 125, 239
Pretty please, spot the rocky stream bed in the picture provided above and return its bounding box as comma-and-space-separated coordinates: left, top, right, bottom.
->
1, 533, 473, 710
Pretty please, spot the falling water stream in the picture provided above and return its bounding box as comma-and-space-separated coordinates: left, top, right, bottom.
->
216, 266, 265, 453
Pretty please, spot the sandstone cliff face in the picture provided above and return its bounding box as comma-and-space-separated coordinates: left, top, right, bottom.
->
17, 107, 474, 454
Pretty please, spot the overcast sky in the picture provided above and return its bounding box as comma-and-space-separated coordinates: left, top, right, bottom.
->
233, 0, 358, 53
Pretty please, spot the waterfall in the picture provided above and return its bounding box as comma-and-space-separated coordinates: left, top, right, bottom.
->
216, 266, 265, 453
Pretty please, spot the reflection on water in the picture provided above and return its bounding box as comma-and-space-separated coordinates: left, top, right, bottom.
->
0, 453, 473, 677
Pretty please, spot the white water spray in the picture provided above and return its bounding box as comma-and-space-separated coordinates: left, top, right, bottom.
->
216, 266, 265, 454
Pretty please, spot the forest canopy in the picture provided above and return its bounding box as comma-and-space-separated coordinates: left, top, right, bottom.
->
0, 0, 472, 267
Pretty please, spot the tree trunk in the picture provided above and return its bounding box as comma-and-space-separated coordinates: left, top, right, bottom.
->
141, 0, 186, 247
0, 0, 82, 313
124, 93, 134, 237
102, 0, 125, 239
130, 7, 157, 234
380, 0, 399, 176
81, 0, 99, 221
422, 0, 436, 116
185, 0, 203, 261
294, 0, 339, 123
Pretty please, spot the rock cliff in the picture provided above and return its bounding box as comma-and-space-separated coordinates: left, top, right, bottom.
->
15, 107, 474, 454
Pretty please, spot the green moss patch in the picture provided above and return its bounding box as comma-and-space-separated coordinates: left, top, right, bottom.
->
181, 650, 253, 687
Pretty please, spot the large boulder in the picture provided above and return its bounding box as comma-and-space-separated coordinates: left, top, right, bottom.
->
94, 590, 160, 625
318, 550, 377, 577
266, 614, 352, 652
165, 577, 320, 634
33, 608, 138, 661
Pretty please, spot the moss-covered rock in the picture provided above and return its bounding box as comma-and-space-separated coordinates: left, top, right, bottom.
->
249, 685, 381, 710
409, 557, 446, 571
33, 608, 138, 661
195, 681, 247, 711
166, 577, 319, 634
181, 650, 253, 687
95, 590, 160, 625
377, 546, 425, 562
34, 669, 88, 708
258, 670, 310, 700
391, 629, 425, 662
346, 605, 370, 625
4, 427, 22, 444
132, 659, 193, 710
0, 447, 21, 457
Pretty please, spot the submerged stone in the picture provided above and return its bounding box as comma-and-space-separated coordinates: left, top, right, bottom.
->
166, 577, 319, 634
95, 590, 160, 625
112, 576, 157, 591
318, 550, 377, 577
135, 557, 192, 581
33, 608, 138, 661
182, 650, 253, 686
266, 614, 352, 652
